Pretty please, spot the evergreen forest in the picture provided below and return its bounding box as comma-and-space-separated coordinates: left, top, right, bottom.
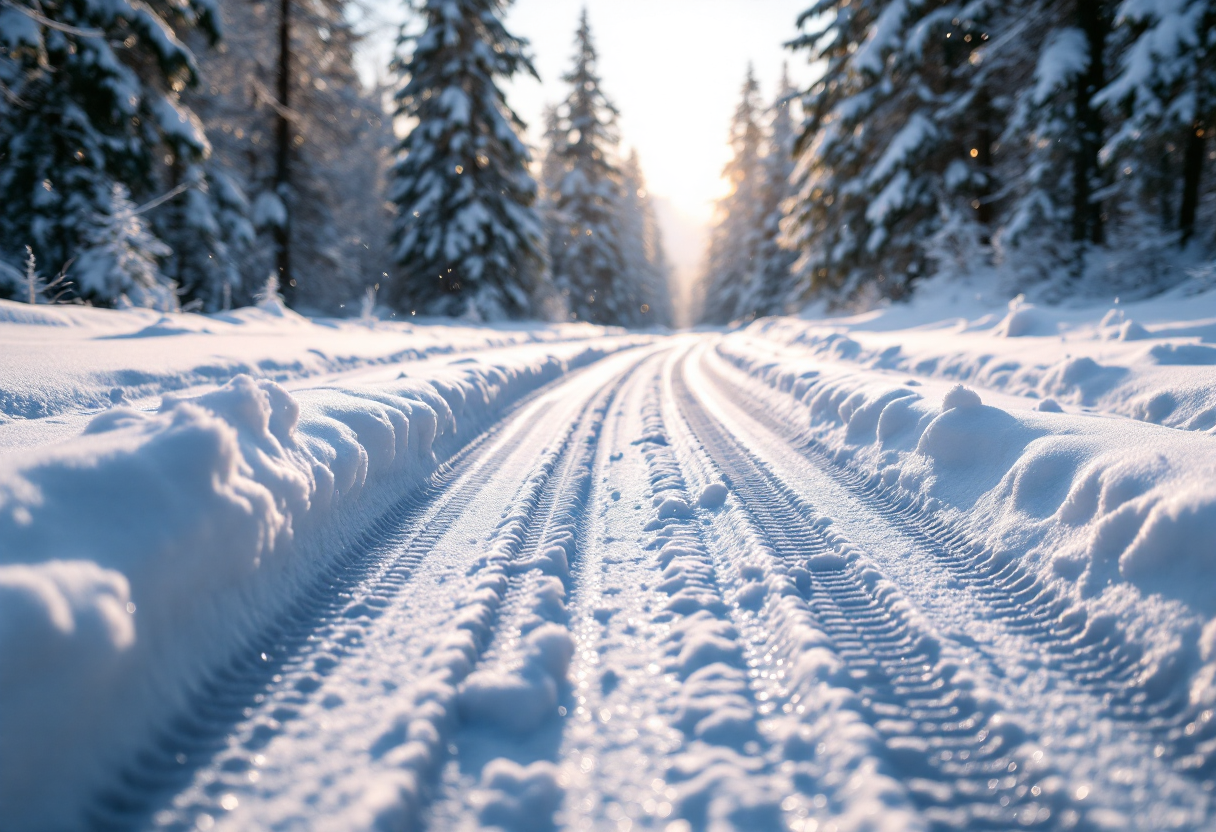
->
1, 0, 1212, 323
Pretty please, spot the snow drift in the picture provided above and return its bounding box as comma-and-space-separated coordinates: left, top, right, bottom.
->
0, 339, 634, 830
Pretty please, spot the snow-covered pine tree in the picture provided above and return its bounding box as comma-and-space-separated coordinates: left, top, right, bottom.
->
0, 0, 219, 301
785, 0, 999, 309
619, 149, 673, 328
538, 102, 566, 274
1096, 0, 1216, 248
386, 0, 545, 321
74, 183, 177, 309
160, 164, 255, 311
755, 66, 799, 316
548, 10, 634, 325
780, 0, 1208, 306
538, 104, 566, 209
996, 0, 1118, 281
784, 0, 888, 307
171, 0, 392, 312
699, 65, 765, 324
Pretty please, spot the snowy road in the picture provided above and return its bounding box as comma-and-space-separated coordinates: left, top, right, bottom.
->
47, 337, 1210, 832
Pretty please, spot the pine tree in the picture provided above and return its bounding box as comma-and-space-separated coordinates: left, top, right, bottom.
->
619, 149, 673, 327
786, 0, 999, 309
755, 67, 799, 317
170, 0, 392, 313
74, 183, 177, 309
784, 0, 888, 307
387, 0, 545, 321
538, 103, 566, 210
548, 10, 633, 325
700, 65, 765, 324
160, 164, 255, 311
997, 0, 1117, 277
1096, 0, 1216, 246
0, 0, 219, 301
780, 0, 1210, 308
538, 102, 566, 276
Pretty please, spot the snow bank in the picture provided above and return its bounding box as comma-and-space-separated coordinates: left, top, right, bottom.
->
0, 340, 630, 830
713, 335, 1216, 728
0, 298, 618, 433
749, 288, 1216, 434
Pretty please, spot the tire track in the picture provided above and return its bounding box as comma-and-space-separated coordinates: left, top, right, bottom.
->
426, 348, 789, 831
626, 364, 787, 831
504, 350, 693, 832
704, 344, 1216, 785
89, 350, 650, 832
668, 350, 1093, 831
87, 387, 545, 831
418, 350, 641, 832
362, 348, 643, 832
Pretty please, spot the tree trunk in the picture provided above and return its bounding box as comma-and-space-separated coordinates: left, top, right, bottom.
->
975, 88, 995, 236
275, 0, 293, 305
1073, 0, 1110, 247
1180, 120, 1206, 245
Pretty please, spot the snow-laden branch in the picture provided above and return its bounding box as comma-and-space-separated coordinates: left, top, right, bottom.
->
0, 0, 103, 37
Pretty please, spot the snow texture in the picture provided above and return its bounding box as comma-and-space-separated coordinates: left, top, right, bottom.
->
0, 307, 638, 828
3, 288, 1216, 831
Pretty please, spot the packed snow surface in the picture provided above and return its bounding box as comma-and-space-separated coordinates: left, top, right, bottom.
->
1, 290, 1215, 831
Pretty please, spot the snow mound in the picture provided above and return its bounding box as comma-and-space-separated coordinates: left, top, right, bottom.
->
993, 302, 1051, 337
1040, 356, 1125, 405
717, 335, 1216, 736
1149, 343, 1216, 366
1116, 486, 1216, 615
0, 300, 71, 327
657, 495, 693, 519
745, 288, 1216, 434
458, 623, 573, 735
1118, 320, 1150, 341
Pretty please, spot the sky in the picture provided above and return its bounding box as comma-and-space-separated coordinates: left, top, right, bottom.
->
358, 0, 814, 300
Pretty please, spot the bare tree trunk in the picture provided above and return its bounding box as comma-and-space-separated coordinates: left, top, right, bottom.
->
275, 0, 293, 305
1180, 120, 1206, 245
1072, 0, 1110, 247
975, 88, 995, 237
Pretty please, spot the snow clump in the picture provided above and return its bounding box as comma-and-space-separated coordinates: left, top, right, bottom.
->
458, 623, 574, 735
697, 481, 729, 509
941, 384, 982, 410
470, 758, 565, 832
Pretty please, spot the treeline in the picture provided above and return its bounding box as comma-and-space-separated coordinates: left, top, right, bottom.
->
701, 0, 1216, 321
389, 7, 670, 324
0, 0, 671, 324
697, 66, 799, 325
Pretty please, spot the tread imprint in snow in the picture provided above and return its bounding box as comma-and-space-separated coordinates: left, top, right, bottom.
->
706, 346, 1216, 788
84, 358, 629, 832
346, 354, 643, 832
670, 354, 1089, 832
629, 369, 784, 831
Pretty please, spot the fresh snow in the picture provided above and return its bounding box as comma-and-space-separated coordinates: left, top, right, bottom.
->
0, 300, 617, 448
1, 289, 1215, 831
